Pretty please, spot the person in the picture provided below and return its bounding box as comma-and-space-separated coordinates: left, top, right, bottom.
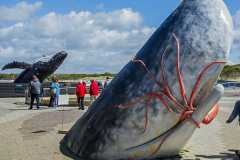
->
103, 77, 110, 88
29, 75, 41, 110
235, 150, 240, 159
48, 78, 58, 107
226, 100, 240, 126
54, 79, 60, 107
89, 79, 99, 104
76, 80, 86, 110
83, 81, 87, 97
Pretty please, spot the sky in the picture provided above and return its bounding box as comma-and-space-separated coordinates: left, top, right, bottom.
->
0, 0, 239, 74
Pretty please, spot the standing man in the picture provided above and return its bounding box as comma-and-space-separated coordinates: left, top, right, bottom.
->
76, 80, 86, 110
29, 75, 41, 110
89, 79, 99, 104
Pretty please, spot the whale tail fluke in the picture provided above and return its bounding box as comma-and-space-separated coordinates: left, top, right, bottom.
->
2, 61, 32, 70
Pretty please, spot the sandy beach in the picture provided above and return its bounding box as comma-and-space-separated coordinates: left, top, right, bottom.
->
0, 90, 239, 160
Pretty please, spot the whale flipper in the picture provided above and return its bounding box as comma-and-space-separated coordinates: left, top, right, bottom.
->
2, 61, 32, 70
14, 69, 35, 83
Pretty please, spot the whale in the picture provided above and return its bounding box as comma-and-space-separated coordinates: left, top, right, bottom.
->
2, 51, 68, 83
60, 0, 233, 159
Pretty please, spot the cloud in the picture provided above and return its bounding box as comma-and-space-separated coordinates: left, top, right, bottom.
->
0, 1, 238, 75
0, 5, 154, 73
0, 1, 42, 22
230, 10, 240, 64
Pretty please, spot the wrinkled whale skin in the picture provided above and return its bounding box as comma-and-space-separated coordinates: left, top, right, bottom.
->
61, 0, 233, 159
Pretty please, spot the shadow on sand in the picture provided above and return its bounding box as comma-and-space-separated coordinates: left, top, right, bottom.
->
195, 149, 240, 160
8, 108, 48, 111
8, 108, 30, 111
31, 130, 48, 134
60, 146, 240, 160
59, 142, 184, 160
8, 106, 55, 111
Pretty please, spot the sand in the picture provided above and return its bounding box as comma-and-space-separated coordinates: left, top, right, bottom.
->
0, 93, 239, 160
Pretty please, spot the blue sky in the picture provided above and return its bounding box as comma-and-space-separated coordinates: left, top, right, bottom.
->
0, 0, 239, 73
0, 0, 239, 26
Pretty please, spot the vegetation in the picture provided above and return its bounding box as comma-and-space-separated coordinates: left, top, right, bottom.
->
1, 65, 240, 81
0, 74, 16, 79
48, 72, 115, 80
220, 64, 240, 80
0, 72, 115, 80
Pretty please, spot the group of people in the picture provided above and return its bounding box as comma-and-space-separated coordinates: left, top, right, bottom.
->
75, 77, 110, 110
28, 75, 111, 110
28, 76, 60, 109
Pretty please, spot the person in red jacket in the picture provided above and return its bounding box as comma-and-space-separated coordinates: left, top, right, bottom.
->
89, 79, 99, 104
76, 80, 86, 110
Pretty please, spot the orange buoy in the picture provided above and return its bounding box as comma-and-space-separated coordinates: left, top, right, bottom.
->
202, 104, 219, 124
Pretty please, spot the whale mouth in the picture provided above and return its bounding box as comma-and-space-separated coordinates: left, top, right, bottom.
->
49, 51, 68, 68
36, 51, 68, 64
53, 51, 68, 63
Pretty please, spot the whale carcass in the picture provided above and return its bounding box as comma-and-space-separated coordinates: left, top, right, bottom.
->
60, 0, 233, 159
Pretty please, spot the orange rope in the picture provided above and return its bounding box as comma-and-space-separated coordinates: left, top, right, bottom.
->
118, 33, 226, 156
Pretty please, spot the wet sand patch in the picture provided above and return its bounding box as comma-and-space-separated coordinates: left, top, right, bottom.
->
19, 109, 83, 139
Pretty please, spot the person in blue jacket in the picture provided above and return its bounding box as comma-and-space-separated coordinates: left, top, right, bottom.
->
48, 77, 59, 107
54, 79, 60, 107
